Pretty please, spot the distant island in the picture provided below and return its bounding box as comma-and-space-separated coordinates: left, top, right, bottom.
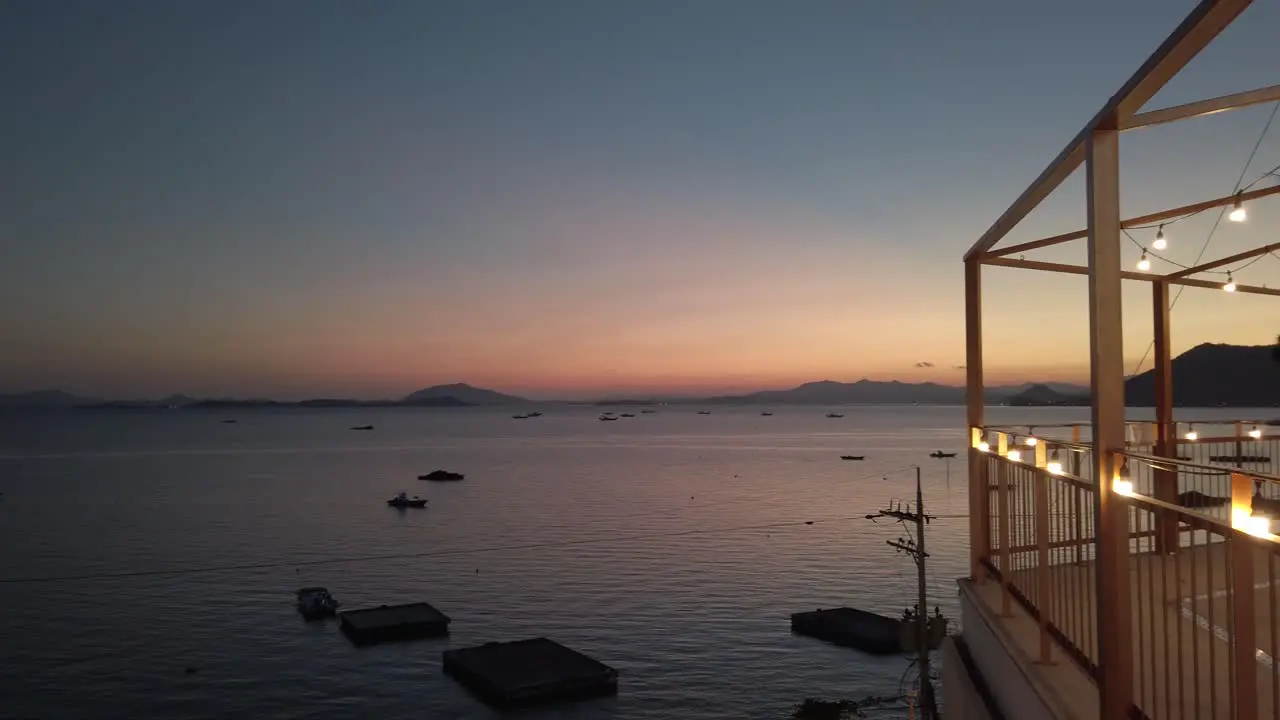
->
2, 343, 1274, 410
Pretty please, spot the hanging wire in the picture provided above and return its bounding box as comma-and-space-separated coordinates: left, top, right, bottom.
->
1131, 101, 1280, 376
0, 466, 965, 585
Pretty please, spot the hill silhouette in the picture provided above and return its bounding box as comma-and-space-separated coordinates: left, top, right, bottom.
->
1125, 343, 1279, 407
697, 379, 1088, 405
402, 383, 528, 405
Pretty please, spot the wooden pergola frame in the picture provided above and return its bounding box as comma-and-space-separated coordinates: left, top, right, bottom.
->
963, 2, 1275, 718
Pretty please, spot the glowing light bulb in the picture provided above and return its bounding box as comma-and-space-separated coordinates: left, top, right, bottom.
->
1007, 449, 1022, 463
1113, 478, 1134, 496
977, 441, 990, 453
1024, 436, 1038, 447
1185, 426, 1198, 441
1229, 195, 1247, 222
1249, 427, 1263, 439
1233, 508, 1272, 537
1047, 449, 1063, 475
1223, 273, 1236, 292
1137, 252, 1151, 272
1152, 226, 1167, 250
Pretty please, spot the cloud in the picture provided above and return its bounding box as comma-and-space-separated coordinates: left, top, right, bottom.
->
915, 361, 935, 368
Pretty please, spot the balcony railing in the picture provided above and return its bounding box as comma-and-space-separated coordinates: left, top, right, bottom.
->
972, 426, 1280, 719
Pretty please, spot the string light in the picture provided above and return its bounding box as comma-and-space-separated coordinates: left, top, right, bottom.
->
1136, 252, 1151, 272
1007, 449, 1022, 463
1223, 273, 1237, 292
1185, 424, 1198, 441
1113, 462, 1133, 496
977, 441, 990, 453
1250, 426, 1263, 439
1024, 436, 1038, 447
1047, 449, 1063, 475
1228, 193, 1247, 222
1152, 225, 1167, 250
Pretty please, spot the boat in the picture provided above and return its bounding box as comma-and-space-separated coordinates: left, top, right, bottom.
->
387, 492, 428, 508
296, 587, 340, 620
512, 414, 528, 419
761, 412, 773, 416
620, 413, 635, 418
640, 409, 656, 414
840, 455, 865, 461
826, 413, 844, 418
599, 415, 618, 421
419, 470, 464, 481
351, 425, 374, 431
526, 411, 543, 417
697, 410, 711, 415
221, 419, 237, 424
929, 451, 958, 459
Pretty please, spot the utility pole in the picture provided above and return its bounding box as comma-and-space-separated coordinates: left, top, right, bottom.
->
867, 467, 941, 720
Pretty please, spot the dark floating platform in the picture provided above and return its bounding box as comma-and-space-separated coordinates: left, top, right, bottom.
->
338, 602, 450, 645
443, 637, 618, 709
791, 607, 904, 655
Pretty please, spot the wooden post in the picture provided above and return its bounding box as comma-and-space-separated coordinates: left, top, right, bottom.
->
1034, 464, 1054, 664
1086, 127, 1132, 720
1230, 533, 1258, 719
1153, 281, 1178, 552
1073, 425, 1085, 565
1232, 472, 1254, 522
966, 259, 987, 582
1236, 422, 1245, 468
997, 453, 1013, 618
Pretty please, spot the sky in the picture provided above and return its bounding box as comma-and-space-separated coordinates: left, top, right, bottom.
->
1, 0, 1279, 400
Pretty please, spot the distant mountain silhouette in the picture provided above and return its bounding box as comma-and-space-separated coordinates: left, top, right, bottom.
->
696, 379, 1088, 405
1008, 384, 1089, 407
1125, 343, 1280, 407
402, 383, 528, 405
0, 389, 92, 408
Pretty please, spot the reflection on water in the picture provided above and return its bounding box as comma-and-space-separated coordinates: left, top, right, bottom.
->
0, 405, 1250, 718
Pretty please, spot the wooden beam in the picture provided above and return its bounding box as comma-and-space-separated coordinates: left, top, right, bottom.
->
1152, 281, 1178, 552
1163, 241, 1280, 279
965, 260, 986, 582
984, 183, 1280, 259
964, 0, 1252, 261
982, 255, 1280, 296
1122, 84, 1280, 130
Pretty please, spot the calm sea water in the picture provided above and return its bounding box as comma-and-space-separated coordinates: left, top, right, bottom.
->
0, 404, 1248, 719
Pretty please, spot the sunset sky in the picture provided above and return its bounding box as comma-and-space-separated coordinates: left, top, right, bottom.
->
2, 0, 1279, 400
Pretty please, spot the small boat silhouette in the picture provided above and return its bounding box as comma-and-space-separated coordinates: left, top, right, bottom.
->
620, 413, 636, 418
599, 415, 618, 421
387, 492, 427, 508
929, 451, 957, 458
697, 410, 712, 415
826, 413, 844, 418
350, 425, 374, 431
526, 412, 543, 417
512, 414, 528, 419
840, 455, 865, 461
761, 412, 774, 416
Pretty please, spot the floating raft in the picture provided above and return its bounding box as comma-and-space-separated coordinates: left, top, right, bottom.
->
791, 607, 904, 655
442, 637, 618, 708
338, 602, 450, 645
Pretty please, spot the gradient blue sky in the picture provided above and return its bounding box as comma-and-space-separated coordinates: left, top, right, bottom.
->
2, 0, 1278, 399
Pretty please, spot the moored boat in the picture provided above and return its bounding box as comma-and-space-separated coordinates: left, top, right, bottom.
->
296, 587, 340, 620
388, 492, 428, 508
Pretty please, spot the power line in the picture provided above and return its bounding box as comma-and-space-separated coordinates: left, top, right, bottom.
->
1131, 101, 1279, 376
0, 466, 964, 585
